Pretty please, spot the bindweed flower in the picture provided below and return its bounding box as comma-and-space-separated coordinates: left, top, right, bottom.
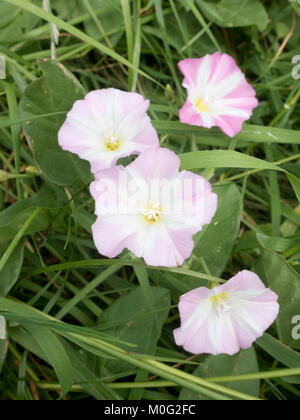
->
90, 148, 217, 267
58, 88, 159, 173
178, 52, 259, 137
174, 271, 279, 356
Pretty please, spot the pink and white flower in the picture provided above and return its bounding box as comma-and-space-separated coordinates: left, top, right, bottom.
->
178, 52, 259, 137
174, 270, 279, 356
58, 88, 159, 173
90, 148, 218, 267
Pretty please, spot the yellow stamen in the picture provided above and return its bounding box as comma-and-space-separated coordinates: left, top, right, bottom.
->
210, 292, 228, 304
195, 98, 208, 113
104, 136, 121, 152
142, 203, 162, 224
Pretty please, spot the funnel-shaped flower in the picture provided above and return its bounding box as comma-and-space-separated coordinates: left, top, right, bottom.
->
58, 88, 159, 173
178, 53, 258, 137
90, 148, 217, 267
174, 271, 279, 356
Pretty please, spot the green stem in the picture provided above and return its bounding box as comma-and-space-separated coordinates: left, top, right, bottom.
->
58, 337, 229, 400
21, 366, 300, 392
55, 265, 122, 320
0, 173, 35, 181
184, 0, 221, 51
0, 208, 41, 273
63, 332, 259, 400
269, 88, 300, 128
223, 153, 300, 183
27, 259, 224, 284
2, 82, 21, 198
108, 366, 300, 387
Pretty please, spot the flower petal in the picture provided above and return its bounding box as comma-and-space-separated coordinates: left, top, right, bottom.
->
92, 215, 142, 259
174, 270, 279, 355
178, 53, 258, 137
91, 148, 217, 267
127, 148, 181, 183
58, 88, 159, 172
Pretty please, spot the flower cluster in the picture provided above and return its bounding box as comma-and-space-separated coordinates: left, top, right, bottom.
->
59, 88, 218, 268
58, 53, 279, 356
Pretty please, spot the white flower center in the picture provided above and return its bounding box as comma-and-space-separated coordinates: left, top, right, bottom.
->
142, 202, 162, 224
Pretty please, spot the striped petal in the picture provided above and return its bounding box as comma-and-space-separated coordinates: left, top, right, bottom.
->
178, 53, 258, 137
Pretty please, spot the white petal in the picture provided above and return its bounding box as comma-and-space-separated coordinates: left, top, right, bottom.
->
213, 71, 244, 99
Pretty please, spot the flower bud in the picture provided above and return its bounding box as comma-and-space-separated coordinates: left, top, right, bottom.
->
26, 166, 39, 176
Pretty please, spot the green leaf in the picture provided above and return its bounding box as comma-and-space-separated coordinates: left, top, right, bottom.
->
193, 184, 243, 277
179, 150, 300, 203
180, 150, 284, 171
19, 59, 91, 186
179, 348, 260, 400
287, 173, 300, 203
153, 121, 300, 146
99, 287, 171, 374
51, 0, 82, 20
63, 341, 122, 400
10, 326, 120, 400
261, 247, 300, 350
0, 2, 39, 43
197, 0, 268, 30
0, 240, 24, 296
0, 186, 63, 241
133, 265, 154, 309
257, 334, 300, 369
256, 233, 297, 254
24, 325, 73, 397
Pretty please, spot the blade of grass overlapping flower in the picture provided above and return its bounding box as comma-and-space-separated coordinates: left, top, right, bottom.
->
153, 121, 300, 145
2, 113, 300, 146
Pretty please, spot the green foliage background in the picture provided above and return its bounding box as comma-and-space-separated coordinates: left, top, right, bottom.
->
0, 0, 300, 400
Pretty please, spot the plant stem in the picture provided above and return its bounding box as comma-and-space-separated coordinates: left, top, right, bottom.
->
0, 208, 41, 273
